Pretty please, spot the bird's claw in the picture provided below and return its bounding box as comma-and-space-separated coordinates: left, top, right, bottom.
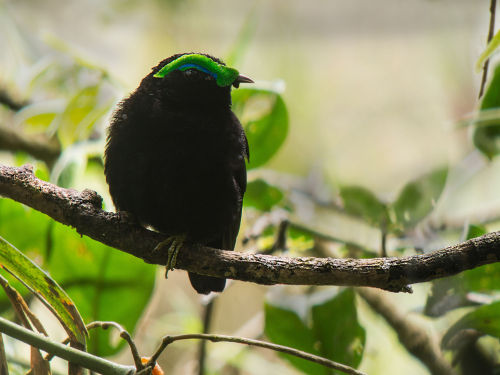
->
154, 235, 186, 279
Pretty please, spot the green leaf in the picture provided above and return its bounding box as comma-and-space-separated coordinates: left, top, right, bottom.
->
442, 301, 500, 348
392, 167, 448, 229
461, 225, 500, 292
475, 30, 500, 72
474, 64, 500, 159
0, 198, 155, 356
55, 85, 111, 148
473, 123, 500, 159
312, 289, 365, 373
0, 197, 54, 313
0, 235, 86, 345
243, 178, 284, 211
265, 290, 365, 374
288, 226, 315, 252
463, 264, 500, 292
465, 224, 487, 240
47, 222, 156, 356
340, 186, 389, 227
232, 88, 288, 169
14, 100, 65, 133
264, 303, 326, 375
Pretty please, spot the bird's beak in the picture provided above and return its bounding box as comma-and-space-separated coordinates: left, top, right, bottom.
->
232, 74, 254, 88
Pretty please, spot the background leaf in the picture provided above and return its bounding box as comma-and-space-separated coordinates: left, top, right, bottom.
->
264, 303, 326, 375
462, 224, 500, 292
244, 178, 284, 211
232, 88, 288, 169
265, 290, 365, 374
340, 185, 389, 227
442, 301, 500, 348
392, 167, 448, 229
312, 289, 365, 373
474, 64, 500, 159
225, 6, 257, 67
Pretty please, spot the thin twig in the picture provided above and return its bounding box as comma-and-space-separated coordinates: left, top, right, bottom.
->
0, 275, 34, 331
0, 334, 8, 375
478, 0, 497, 99
148, 333, 366, 375
0, 275, 53, 374
272, 220, 289, 251
0, 276, 49, 336
0, 317, 135, 375
358, 288, 456, 375
86, 321, 144, 371
381, 230, 387, 258
197, 300, 215, 375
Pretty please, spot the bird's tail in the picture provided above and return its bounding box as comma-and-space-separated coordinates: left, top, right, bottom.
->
188, 273, 226, 294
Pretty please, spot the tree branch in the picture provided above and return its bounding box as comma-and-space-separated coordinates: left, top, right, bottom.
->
0, 164, 500, 292
0, 89, 29, 112
0, 125, 60, 167
357, 288, 456, 375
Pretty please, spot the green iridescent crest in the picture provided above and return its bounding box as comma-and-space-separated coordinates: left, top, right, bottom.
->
153, 54, 240, 87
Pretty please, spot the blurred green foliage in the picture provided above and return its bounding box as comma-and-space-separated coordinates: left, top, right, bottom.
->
1, 3, 500, 374
265, 289, 365, 374
474, 63, 500, 159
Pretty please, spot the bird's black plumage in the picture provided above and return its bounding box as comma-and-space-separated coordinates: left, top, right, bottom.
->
104, 53, 249, 294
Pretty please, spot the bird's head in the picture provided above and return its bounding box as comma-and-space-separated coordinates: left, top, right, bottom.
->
145, 53, 253, 108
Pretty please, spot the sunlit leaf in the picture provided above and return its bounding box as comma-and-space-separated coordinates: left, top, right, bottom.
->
54, 85, 111, 148
340, 185, 389, 227
244, 178, 284, 211
232, 88, 288, 169
14, 99, 65, 134
312, 289, 365, 373
0, 235, 86, 345
475, 29, 500, 72
442, 301, 500, 348
392, 167, 448, 229
264, 303, 326, 375
288, 226, 315, 252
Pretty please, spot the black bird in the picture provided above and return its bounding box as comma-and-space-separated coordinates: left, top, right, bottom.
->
104, 53, 252, 294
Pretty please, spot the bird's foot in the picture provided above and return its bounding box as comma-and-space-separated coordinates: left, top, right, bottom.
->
154, 235, 187, 279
